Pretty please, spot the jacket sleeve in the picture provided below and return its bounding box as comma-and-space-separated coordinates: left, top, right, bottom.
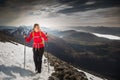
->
41, 31, 48, 41
25, 32, 33, 43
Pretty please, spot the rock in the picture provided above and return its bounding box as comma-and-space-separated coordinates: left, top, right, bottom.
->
49, 76, 60, 80
44, 53, 88, 80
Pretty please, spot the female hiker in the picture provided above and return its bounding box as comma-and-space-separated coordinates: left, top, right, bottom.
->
24, 23, 48, 73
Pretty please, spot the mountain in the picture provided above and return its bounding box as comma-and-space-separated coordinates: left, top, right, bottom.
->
0, 26, 119, 80
0, 30, 104, 80
73, 26, 120, 37
58, 30, 112, 45
0, 26, 17, 30
53, 30, 119, 80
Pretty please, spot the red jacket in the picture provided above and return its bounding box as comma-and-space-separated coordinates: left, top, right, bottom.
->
25, 31, 48, 48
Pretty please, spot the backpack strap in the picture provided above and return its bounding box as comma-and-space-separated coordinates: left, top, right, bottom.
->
39, 31, 44, 45
32, 31, 44, 45
32, 31, 34, 37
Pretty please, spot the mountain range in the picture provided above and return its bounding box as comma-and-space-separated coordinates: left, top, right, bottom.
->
0, 26, 119, 80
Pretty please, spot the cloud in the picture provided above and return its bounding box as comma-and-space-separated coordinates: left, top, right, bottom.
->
57, 0, 120, 13
0, 0, 120, 27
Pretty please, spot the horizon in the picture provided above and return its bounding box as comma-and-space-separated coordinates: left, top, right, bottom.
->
0, 24, 120, 31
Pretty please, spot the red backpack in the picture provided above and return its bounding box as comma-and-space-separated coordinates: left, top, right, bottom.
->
32, 31, 44, 44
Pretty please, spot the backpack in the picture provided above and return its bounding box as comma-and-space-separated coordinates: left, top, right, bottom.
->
32, 31, 44, 44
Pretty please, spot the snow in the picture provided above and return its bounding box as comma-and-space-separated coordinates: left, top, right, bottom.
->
92, 33, 120, 40
76, 68, 107, 80
73, 29, 120, 40
0, 42, 54, 80
0, 41, 106, 80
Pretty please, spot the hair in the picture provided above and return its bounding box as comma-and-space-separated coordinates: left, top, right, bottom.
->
33, 23, 40, 31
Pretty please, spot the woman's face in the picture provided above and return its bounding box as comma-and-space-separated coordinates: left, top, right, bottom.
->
34, 26, 40, 32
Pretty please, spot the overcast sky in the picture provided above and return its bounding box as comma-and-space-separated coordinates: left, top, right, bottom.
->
0, 0, 120, 29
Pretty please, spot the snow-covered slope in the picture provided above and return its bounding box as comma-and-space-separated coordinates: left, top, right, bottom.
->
0, 42, 54, 80
0, 42, 106, 80
76, 68, 106, 80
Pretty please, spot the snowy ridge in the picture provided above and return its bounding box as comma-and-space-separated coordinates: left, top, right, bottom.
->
75, 68, 107, 80
0, 42, 54, 80
0, 42, 106, 80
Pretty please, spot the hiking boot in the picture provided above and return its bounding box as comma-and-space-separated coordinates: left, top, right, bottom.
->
38, 69, 41, 73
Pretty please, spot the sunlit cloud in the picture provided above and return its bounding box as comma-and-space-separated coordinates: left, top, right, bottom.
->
0, 0, 120, 28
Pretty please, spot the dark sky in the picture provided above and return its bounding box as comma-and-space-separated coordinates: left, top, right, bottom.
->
0, 0, 120, 29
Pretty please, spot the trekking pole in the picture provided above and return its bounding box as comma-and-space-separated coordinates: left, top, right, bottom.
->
46, 33, 50, 73
24, 34, 26, 69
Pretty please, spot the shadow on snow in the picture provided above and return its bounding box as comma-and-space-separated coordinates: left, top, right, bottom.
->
0, 65, 34, 79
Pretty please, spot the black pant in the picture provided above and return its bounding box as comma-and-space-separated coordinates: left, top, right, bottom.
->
33, 47, 44, 73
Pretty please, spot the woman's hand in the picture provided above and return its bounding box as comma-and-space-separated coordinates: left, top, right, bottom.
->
23, 35, 27, 38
